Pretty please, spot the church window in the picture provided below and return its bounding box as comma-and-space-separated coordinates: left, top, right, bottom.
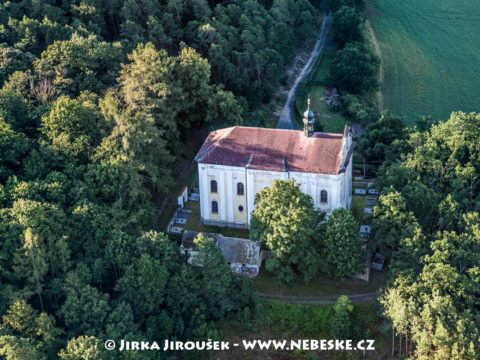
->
238, 205, 244, 212
237, 182, 244, 195
210, 180, 217, 193
211, 201, 218, 213
320, 190, 328, 203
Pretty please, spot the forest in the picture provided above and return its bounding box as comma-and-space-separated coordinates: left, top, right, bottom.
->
0, 0, 322, 358
1, 0, 479, 359
371, 112, 480, 359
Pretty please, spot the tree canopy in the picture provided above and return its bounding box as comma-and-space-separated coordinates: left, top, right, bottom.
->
0, 0, 328, 355
250, 179, 321, 284
323, 208, 363, 278
376, 112, 480, 358
251, 179, 364, 284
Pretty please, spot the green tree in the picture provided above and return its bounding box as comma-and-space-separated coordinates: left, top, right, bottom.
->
0, 116, 30, 181
115, 254, 169, 323
0, 48, 35, 86
330, 295, 354, 338
34, 34, 123, 96
332, 6, 364, 47
324, 208, 362, 278
40, 94, 109, 164
357, 113, 405, 163
120, 43, 225, 146
402, 180, 439, 230
2, 300, 37, 338
381, 213, 480, 359
193, 233, 251, 319
1, 300, 61, 358
371, 190, 420, 259
251, 179, 321, 284
58, 336, 102, 360
11, 200, 71, 310
0, 336, 44, 360
60, 272, 111, 337
331, 42, 379, 95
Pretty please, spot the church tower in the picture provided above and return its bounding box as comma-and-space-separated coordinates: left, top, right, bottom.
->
303, 97, 315, 137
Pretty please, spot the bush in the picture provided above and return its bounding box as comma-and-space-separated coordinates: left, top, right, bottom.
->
342, 93, 380, 124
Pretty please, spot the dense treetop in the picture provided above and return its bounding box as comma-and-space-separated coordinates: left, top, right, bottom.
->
375, 112, 480, 359
250, 179, 364, 284
0, 0, 322, 357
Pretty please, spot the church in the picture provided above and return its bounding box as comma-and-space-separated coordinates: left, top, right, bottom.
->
194, 102, 354, 229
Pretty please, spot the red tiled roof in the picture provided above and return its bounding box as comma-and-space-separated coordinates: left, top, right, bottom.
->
195, 126, 347, 175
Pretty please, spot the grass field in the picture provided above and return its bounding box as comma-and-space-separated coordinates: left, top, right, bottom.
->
368, 0, 480, 123
253, 269, 387, 297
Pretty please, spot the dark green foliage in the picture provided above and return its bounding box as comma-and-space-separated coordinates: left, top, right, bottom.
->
33, 34, 124, 96
0, 117, 30, 181
250, 179, 322, 284
357, 113, 405, 162
251, 180, 364, 282
376, 112, 480, 358
0, 48, 35, 86
0, 299, 62, 358
193, 234, 252, 319
235, 299, 378, 343
206, 0, 319, 104
341, 93, 380, 124
323, 208, 362, 279
40, 94, 109, 164
330, 42, 379, 95
330, 295, 353, 338
332, 6, 365, 48
328, 0, 380, 122
1, 0, 325, 355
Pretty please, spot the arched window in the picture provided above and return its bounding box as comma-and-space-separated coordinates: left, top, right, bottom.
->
211, 201, 218, 214
237, 182, 244, 195
320, 190, 328, 203
210, 180, 217, 193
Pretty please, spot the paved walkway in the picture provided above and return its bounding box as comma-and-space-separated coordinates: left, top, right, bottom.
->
253, 291, 380, 305
277, 14, 333, 130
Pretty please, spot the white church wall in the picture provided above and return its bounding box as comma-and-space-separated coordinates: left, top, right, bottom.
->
199, 164, 248, 227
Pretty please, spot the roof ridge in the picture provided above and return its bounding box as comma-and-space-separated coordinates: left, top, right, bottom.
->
210, 125, 345, 139
196, 126, 349, 174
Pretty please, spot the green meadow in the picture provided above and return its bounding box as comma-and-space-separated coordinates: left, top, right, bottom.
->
367, 0, 480, 123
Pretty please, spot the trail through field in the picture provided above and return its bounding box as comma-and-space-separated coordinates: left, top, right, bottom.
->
253, 291, 379, 305
368, 0, 480, 122
277, 14, 332, 129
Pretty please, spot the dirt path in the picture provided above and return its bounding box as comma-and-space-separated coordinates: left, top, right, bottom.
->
366, 20, 384, 112
277, 14, 333, 129
253, 291, 380, 305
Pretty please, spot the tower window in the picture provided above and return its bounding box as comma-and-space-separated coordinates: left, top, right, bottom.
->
210, 180, 217, 193
238, 205, 244, 212
237, 182, 244, 195
320, 190, 328, 203
211, 201, 218, 214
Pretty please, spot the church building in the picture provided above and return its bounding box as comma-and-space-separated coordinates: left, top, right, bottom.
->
194, 101, 354, 229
